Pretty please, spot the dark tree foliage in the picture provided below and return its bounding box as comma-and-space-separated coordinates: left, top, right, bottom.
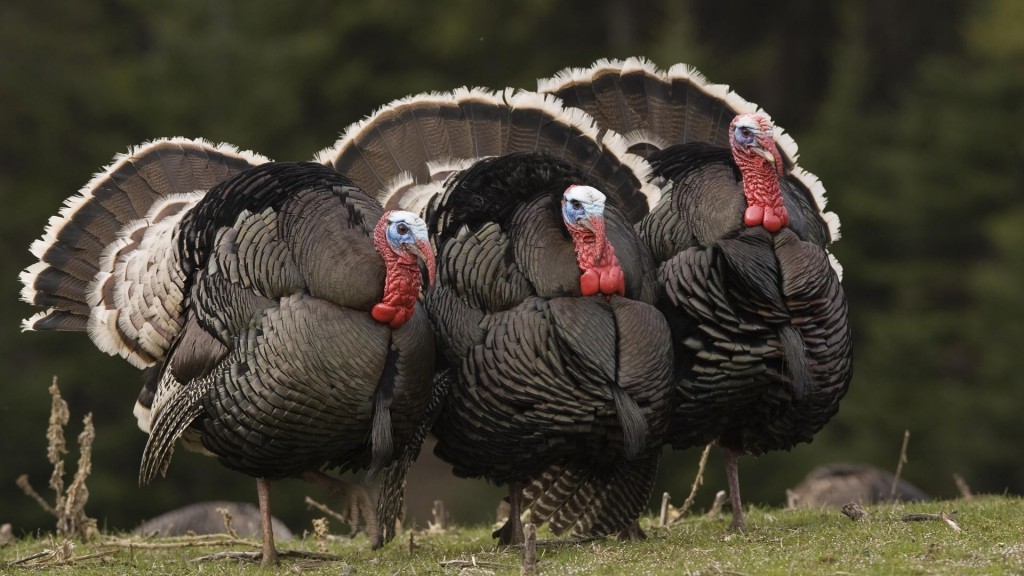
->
1, 0, 1020, 534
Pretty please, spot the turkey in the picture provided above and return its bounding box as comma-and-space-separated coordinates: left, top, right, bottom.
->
317, 88, 675, 543
19, 138, 438, 565
539, 58, 853, 530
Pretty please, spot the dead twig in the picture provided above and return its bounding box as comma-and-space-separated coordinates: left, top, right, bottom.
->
101, 535, 259, 550
305, 496, 349, 526
7, 538, 79, 567
953, 474, 974, 500
678, 442, 714, 519
890, 430, 911, 501
706, 490, 728, 520
193, 548, 344, 564
901, 511, 962, 532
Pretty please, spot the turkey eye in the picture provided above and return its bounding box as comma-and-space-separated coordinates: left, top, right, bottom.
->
396, 223, 409, 235
571, 200, 582, 210
739, 127, 752, 138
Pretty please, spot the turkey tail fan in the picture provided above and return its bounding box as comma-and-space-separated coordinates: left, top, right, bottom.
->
315, 87, 661, 224
20, 137, 269, 369
522, 455, 660, 538
539, 57, 841, 243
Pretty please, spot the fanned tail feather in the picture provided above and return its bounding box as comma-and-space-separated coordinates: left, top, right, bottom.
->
538, 57, 841, 248
20, 138, 269, 368
316, 88, 661, 223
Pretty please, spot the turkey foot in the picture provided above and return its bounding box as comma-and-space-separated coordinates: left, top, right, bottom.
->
491, 482, 525, 545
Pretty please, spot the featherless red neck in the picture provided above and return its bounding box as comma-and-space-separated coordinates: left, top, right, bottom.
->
730, 113, 790, 233
371, 210, 435, 328
562, 185, 626, 297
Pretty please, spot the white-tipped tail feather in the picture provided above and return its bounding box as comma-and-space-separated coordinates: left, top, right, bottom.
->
316, 86, 661, 221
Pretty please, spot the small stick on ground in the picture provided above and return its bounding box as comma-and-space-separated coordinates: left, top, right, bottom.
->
431, 499, 448, 530
901, 511, 962, 533
101, 535, 259, 550
890, 429, 911, 501
705, 490, 727, 520
953, 474, 974, 500
659, 492, 671, 527
521, 522, 537, 576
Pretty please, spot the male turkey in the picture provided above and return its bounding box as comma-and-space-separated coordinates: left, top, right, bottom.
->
317, 88, 675, 543
539, 58, 852, 530
19, 139, 438, 564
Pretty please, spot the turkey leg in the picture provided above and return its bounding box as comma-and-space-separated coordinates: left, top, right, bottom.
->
723, 449, 746, 531
257, 478, 279, 566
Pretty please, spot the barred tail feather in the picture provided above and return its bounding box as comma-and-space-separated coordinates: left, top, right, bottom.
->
139, 376, 211, 485
522, 454, 660, 538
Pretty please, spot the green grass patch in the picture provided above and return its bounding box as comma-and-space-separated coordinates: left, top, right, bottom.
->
2, 495, 1021, 575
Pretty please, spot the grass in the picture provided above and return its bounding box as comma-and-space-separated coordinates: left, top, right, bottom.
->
2, 495, 1021, 575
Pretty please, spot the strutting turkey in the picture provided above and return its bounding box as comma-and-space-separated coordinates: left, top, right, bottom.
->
538, 58, 853, 530
316, 88, 675, 543
19, 138, 439, 564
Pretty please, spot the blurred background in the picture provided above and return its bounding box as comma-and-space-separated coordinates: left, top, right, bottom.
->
2, 0, 1022, 536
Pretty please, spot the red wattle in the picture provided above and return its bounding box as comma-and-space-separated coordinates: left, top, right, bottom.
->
580, 269, 600, 296
763, 207, 783, 233
600, 266, 625, 296
372, 303, 395, 324
744, 205, 764, 228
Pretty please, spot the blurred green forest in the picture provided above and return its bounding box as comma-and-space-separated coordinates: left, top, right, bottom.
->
2, 0, 1022, 536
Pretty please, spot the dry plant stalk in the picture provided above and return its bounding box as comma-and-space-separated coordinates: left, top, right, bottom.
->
17, 378, 97, 541
675, 442, 714, 523
521, 523, 537, 576
313, 517, 330, 554
890, 429, 911, 501
215, 507, 238, 538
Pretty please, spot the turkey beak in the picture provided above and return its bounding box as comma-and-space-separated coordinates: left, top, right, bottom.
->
577, 216, 596, 234
404, 241, 436, 292
754, 136, 785, 176
752, 145, 776, 165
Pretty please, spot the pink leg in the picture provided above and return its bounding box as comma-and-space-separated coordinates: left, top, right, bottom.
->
724, 449, 746, 531
257, 478, 279, 566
